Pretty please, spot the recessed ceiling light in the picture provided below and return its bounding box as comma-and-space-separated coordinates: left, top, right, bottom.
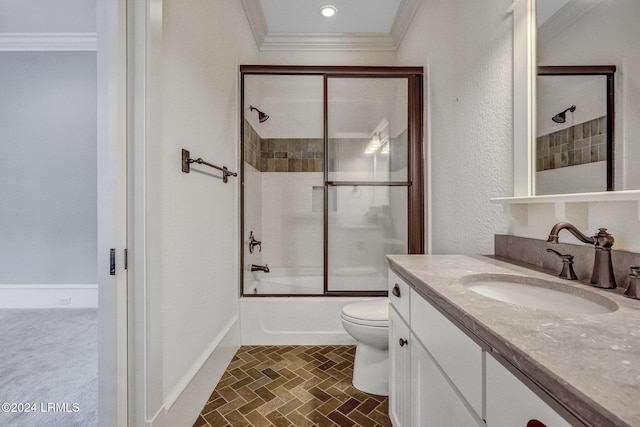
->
320, 5, 337, 17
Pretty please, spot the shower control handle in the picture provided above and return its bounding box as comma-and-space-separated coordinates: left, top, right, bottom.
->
392, 284, 401, 298
399, 338, 408, 347
249, 231, 262, 254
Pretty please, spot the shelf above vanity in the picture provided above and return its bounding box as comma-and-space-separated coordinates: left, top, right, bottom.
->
490, 190, 640, 225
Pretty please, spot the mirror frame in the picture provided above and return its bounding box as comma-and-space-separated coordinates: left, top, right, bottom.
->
537, 65, 616, 192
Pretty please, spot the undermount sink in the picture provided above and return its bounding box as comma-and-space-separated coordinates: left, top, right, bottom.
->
462, 274, 617, 315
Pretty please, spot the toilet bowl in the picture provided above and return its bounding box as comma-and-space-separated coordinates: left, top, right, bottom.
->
341, 299, 389, 396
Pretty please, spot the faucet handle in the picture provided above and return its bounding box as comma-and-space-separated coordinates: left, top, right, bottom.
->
594, 228, 614, 249
546, 249, 578, 280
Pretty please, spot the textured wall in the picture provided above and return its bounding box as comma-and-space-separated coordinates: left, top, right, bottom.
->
397, 0, 513, 254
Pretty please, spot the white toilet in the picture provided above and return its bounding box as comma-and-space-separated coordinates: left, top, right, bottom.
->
340, 299, 389, 396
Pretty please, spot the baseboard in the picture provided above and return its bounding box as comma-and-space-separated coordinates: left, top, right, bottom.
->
0, 284, 98, 308
148, 315, 240, 427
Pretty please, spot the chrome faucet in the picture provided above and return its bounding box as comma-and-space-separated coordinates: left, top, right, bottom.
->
546, 222, 616, 289
251, 264, 270, 273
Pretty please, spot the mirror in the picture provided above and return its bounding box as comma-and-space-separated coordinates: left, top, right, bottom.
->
536, 66, 614, 195
535, 0, 640, 194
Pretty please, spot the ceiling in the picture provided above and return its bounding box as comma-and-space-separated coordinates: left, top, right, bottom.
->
240, 0, 422, 51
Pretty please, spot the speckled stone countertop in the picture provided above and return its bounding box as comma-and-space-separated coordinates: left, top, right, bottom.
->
387, 254, 640, 427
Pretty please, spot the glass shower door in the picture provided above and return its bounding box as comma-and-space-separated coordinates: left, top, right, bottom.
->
242, 73, 325, 295
326, 77, 411, 293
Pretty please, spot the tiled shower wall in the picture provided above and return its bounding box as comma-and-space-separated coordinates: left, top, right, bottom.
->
536, 116, 606, 171
244, 120, 408, 174
244, 120, 323, 172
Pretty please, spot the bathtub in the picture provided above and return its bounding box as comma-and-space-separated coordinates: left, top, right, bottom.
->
246, 267, 387, 295
248, 268, 324, 294
240, 296, 386, 345
241, 267, 388, 344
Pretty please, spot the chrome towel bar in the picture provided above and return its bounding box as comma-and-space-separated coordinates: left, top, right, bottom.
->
181, 149, 237, 183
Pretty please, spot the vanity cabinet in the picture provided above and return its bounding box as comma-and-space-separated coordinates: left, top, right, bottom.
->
388, 269, 483, 427
389, 267, 577, 427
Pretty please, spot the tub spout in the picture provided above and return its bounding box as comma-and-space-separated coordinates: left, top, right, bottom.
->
251, 264, 269, 273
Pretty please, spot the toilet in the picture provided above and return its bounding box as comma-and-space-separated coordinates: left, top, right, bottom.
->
340, 299, 389, 396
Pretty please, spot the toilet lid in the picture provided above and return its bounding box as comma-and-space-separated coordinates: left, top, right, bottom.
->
341, 299, 389, 326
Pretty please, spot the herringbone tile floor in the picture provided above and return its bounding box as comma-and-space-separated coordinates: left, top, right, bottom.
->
193, 345, 391, 427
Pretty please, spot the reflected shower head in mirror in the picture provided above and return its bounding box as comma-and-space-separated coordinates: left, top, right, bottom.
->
552, 105, 576, 123
250, 105, 269, 123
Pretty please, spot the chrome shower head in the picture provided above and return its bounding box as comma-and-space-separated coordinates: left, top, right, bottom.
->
250, 105, 269, 123
552, 105, 576, 123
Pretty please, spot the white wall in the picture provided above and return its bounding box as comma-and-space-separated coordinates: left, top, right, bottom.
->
0, 0, 95, 33
143, 1, 258, 425
397, 0, 514, 254
0, 52, 97, 285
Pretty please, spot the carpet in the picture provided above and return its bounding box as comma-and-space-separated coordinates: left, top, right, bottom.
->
0, 309, 98, 426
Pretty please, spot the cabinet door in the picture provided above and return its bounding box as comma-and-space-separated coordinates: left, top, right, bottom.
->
411, 339, 484, 427
486, 355, 572, 427
389, 306, 411, 427
411, 290, 483, 417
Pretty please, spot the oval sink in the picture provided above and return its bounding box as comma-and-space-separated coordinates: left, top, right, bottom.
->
461, 274, 617, 314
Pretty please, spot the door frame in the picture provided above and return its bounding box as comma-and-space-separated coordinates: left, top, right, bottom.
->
97, 0, 128, 425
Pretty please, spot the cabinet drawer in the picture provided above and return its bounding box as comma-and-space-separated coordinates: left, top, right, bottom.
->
388, 269, 410, 321
411, 290, 483, 417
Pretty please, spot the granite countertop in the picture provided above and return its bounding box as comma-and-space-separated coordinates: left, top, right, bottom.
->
387, 254, 640, 427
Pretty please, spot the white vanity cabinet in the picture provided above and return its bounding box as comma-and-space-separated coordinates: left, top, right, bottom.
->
388, 269, 411, 427
388, 267, 576, 427
388, 269, 484, 427
486, 355, 572, 427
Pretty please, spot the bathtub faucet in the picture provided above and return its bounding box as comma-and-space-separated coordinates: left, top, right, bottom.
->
546, 222, 616, 289
251, 264, 270, 273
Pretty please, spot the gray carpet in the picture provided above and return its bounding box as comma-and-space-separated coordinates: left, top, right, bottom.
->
0, 309, 97, 426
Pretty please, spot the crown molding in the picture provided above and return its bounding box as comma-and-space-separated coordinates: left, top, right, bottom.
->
241, 0, 420, 51
260, 32, 398, 52
0, 32, 97, 51
389, 0, 421, 47
240, 0, 269, 48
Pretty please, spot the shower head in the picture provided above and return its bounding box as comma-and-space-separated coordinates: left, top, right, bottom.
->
552, 105, 576, 123
250, 105, 269, 123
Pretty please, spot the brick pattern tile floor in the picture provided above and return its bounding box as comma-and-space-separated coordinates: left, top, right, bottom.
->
193, 345, 391, 427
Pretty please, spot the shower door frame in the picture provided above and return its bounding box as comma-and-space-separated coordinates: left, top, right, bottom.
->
240, 65, 424, 297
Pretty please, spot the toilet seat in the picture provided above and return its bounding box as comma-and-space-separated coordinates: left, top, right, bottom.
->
341, 300, 389, 327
